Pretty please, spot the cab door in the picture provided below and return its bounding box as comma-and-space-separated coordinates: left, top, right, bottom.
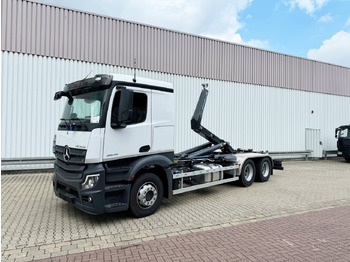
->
103, 87, 152, 161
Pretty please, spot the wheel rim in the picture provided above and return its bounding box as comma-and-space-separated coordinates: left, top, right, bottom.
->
244, 164, 254, 181
137, 182, 158, 208
261, 161, 270, 178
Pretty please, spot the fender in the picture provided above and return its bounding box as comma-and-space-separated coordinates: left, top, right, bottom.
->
129, 154, 173, 199
105, 152, 173, 198
234, 153, 272, 175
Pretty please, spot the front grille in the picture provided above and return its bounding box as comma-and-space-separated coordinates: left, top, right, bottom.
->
338, 139, 350, 151
55, 145, 86, 164
54, 145, 87, 179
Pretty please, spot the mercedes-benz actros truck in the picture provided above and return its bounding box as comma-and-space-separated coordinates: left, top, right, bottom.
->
52, 74, 282, 217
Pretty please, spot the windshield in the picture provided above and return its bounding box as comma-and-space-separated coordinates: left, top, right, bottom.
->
60, 89, 109, 130
338, 128, 350, 138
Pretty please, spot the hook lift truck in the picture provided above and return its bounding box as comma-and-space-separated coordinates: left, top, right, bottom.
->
53, 74, 283, 217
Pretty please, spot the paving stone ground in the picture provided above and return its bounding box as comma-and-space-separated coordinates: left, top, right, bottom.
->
36, 205, 350, 262
1, 159, 350, 261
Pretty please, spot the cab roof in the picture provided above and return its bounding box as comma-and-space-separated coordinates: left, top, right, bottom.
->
110, 74, 173, 90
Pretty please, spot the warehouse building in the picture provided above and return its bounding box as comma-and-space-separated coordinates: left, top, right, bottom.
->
1, 0, 350, 166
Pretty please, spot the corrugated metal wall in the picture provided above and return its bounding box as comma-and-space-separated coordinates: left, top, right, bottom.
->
2, 0, 350, 97
2, 51, 349, 159
2, 0, 350, 160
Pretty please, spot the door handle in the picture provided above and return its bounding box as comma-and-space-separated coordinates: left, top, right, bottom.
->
139, 145, 151, 153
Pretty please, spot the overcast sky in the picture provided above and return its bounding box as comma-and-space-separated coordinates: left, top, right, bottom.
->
37, 0, 350, 67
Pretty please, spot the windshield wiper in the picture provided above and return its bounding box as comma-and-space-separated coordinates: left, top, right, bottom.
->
59, 118, 70, 129
60, 118, 88, 131
71, 118, 88, 131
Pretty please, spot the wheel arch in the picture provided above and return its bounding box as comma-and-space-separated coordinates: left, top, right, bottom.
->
128, 154, 173, 199
236, 154, 273, 176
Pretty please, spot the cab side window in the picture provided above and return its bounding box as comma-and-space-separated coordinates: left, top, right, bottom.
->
131, 93, 147, 123
112, 91, 147, 125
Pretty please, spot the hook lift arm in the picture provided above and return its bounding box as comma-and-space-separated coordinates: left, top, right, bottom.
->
181, 84, 236, 158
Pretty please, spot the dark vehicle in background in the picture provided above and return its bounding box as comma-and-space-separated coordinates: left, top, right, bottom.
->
335, 125, 350, 162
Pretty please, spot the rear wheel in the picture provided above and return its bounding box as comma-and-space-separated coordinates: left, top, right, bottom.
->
256, 157, 272, 182
239, 159, 256, 187
129, 173, 163, 218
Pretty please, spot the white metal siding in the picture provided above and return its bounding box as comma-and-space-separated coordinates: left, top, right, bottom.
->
2, 51, 350, 159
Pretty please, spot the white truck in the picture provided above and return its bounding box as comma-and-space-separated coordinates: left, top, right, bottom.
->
53, 74, 283, 217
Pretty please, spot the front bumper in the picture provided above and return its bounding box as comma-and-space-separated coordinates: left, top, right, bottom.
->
337, 151, 350, 157
52, 162, 131, 215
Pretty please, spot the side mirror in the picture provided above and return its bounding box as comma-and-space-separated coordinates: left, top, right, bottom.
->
111, 89, 134, 128
119, 89, 134, 123
54, 91, 74, 105
54, 91, 63, 101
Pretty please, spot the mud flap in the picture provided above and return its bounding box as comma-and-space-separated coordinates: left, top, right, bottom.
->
273, 159, 284, 170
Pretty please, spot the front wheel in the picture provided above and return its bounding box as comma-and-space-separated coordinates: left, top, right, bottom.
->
238, 159, 256, 187
129, 173, 163, 218
255, 157, 272, 182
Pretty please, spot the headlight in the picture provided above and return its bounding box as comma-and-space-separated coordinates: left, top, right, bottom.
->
81, 174, 100, 190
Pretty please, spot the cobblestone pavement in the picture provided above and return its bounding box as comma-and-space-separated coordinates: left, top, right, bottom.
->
37, 205, 350, 262
1, 159, 350, 261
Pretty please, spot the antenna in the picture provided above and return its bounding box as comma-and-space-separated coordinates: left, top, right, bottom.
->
83, 69, 93, 80
133, 58, 137, 83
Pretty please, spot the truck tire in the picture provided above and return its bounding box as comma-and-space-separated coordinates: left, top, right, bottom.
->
129, 173, 163, 218
345, 157, 350, 163
238, 159, 255, 187
255, 157, 272, 182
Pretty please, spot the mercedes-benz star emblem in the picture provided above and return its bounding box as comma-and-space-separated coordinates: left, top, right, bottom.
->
63, 145, 71, 162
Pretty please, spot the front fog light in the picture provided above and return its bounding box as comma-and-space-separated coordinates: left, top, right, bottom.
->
81, 174, 100, 190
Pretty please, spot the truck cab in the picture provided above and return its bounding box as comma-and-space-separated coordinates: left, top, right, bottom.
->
53, 74, 175, 216
335, 125, 350, 162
